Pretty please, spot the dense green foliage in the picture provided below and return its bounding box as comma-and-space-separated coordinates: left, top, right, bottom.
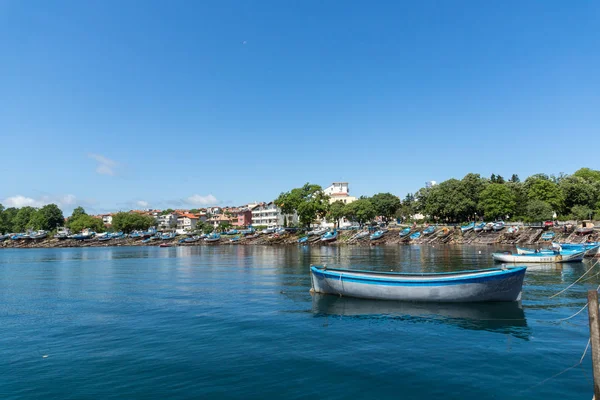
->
111, 212, 155, 233
343, 198, 376, 225
275, 183, 330, 228
327, 201, 346, 228
28, 204, 65, 231
68, 214, 105, 233
479, 184, 515, 220
370, 193, 401, 222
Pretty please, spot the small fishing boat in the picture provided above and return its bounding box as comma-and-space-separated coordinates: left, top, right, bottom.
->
321, 230, 338, 243
225, 229, 239, 235
0, 233, 9, 241
492, 221, 506, 231
141, 228, 157, 238
111, 232, 125, 239
437, 227, 451, 238
492, 250, 586, 263
541, 232, 555, 240
353, 231, 370, 240
54, 227, 71, 240
11, 233, 26, 240
483, 223, 494, 232
507, 226, 519, 235
309, 227, 328, 236
183, 236, 201, 243
553, 242, 600, 257
241, 227, 255, 235
161, 232, 177, 240
70, 229, 95, 240
399, 227, 411, 237
576, 224, 595, 235
230, 235, 241, 243
129, 231, 143, 239
29, 230, 47, 240
409, 231, 421, 240
98, 235, 112, 242
461, 222, 475, 233
298, 236, 309, 244
159, 243, 172, 247
370, 230, 385, 241
261, 227, 277, 235
516, 246, 554, 255
473, 222, 486, 232
310, 265, 526, 302
422, 226, 436, 235
204, 233, 221, 243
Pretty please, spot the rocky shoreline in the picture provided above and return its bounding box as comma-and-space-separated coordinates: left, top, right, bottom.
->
1, 226, 598, 252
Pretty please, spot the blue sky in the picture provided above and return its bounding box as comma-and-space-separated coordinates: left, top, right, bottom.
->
1, 1, 599, 214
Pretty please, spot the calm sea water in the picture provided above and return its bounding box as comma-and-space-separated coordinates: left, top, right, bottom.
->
0, 245, 596, 399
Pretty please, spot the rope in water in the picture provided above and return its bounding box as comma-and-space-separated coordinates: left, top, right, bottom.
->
550, 258, 600, 299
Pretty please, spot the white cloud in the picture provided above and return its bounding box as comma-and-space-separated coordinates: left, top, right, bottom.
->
89, 153, 118, 176
185, 194, 218, 206
2, 194, 79, 209
136, 200, 149, 208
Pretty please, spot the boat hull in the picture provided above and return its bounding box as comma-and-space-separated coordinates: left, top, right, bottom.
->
493, 251, 585, 263
310, 266, 525, 302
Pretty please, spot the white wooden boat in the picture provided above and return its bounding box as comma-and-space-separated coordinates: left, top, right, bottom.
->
492, 250, 586, 263
310, 265, 526, 302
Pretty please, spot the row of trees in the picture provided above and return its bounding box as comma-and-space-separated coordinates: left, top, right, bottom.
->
275, 168, 600, 227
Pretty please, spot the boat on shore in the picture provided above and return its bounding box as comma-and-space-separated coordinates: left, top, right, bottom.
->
483, 223, 494, 232
399, 227, 411, 237
473, 222, 486, 232
369, 230, 384, 241
204, 233, 221, 243
507, 226, 519, 235
492, 250, 586, 263
298, 236, 309, 244
409, 231, 421, 240
70, 229, 95, 240
492, 221, 506, 231
310, 265, 526, 302
321, 230, 338, 243
461, 222, 475, 233
541, 232, 555, 240
422, 226, 436, 235
161, 232, 177, 240
230, 235, 241, 243
54, 227, 71, 240
0, 233, 10, 241
29, 230, 47, 240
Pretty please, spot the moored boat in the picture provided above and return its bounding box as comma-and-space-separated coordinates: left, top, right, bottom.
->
541, 232, 555, 240
230, 235, 241, 243
553, 242, 600, 257
54, 227, 71, 240
225, 229, 239, 235
183, 236, 201, 243
492, 221, 506, 231
483, 223, 494, 232
369, 230, 384, 241
461, 222, 475, 233
159, 243, 172, 247
409, 231, 421, 240
422, 226, 436, 235
492, 250, 586, 263
320, 230, 338, 242
204, 233, 221, 243
310, 265, 526, 302
473, 222, 486, 232
399, 227, 411, 237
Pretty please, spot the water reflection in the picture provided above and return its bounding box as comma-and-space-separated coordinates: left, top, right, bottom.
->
311, 294, 530, 340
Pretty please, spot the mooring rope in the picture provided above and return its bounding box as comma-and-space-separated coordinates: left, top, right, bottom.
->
550, 258, 600, 299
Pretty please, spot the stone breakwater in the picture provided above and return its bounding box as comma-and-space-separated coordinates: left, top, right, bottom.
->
1, 226, 598, 251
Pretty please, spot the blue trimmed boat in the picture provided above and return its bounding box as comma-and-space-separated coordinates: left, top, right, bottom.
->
321, 230, 338, 242
553, 242, 600, 257
461, 222, 475, 233
399, 227, 411, 237
298, 236, 309, 244
111, 232, 125, 239
409, 231, 421, 240
492, 221, 506, 231
241, 227, 255, 235
492, 250, 586, 263
160, 232, 177, 240
183, 236, 201, 243
541, 232, 555, 240
369, 230, 384, 241
310, 265, 526, 302
0, 234, 9, 241
225, 229, 239, 235
70, 229, 95, 240
230, 235, 241, 243
473, 222, 486, 232
29, 230, 47, 240
423, 226, 436, 235
204, 233, 221, 243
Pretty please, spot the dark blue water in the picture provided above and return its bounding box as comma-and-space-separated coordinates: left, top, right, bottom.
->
0, 245, 596, 399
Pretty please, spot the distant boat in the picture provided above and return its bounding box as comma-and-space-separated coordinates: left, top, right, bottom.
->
161, 232, 177, 240
204, 233, 221, 243
321, 230, 338, 243
492, 250, 585, 263
225, 229, 239, 235
70, 229, 95, 240
353, 231, 370, 240
309, 227, 328, 236
399, 227, 411, 237
159, 243, 172, 247
240, 227, 255, 235
29, 230, 47, 240
422, 226, 436, 235
370, 230, 385, 241
541, 232, 555, 240
0, 234, 9, 241
54, 227, 71, 240
507, 226, 519, 234
183, 236, 201, 243
473, 222, 486, 232
409, 231, 421, 240
461, 222, 475, 233
298, 236, 309, 244
483, 223, 494, 232
437, 227, 452, 238
11, 233, 26, 240
98, 234, 112, 242
492, 221, 506, 231
230, 235, 241, 243
141, 237, 152, 244
576, 223, 595, 235
111, 232, 125, 239
310, 265, 526, 302
129, 231, 143, 239
553, 242, 600, 257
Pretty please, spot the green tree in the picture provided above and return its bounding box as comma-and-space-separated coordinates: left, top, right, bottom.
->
160, 209, 175, 216
510, 174, 520, 183
526, 200, 553, 222
0, 207, 18, 233
461, 173, 488, 217
327, 201, 346, 228
571, 205, 594, 221
423, 179, 474, 222
370, 193, 401, 223
478, 184, 516, 220
275, 183, 329, 228
111, 212, 156, 233
28, 204, 65, 231
573, 168, 600, 183
490, 174, 505, 184
559, 176, 598, 211
396, 193, 417, 221
71, 206, 87, 219
69, 215, 105, 233
13, 206, 36, 232
506, 181, 527, 218
524, 176, 564, 213
343, 198, 376, 225
218, 222, 232, 232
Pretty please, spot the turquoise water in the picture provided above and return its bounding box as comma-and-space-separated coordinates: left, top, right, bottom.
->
0, 245, 596, 399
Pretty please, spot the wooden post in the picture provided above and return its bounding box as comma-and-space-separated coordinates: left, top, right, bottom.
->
587, 290, 600, 400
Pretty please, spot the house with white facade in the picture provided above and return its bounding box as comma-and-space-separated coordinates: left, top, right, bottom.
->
101, 214, 113, 226
176, 213, 199, 233
251, 202, 298, 228
323, 182, 357, 205
157, 213, 178, 231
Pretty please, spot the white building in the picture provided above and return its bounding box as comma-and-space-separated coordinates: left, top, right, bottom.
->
101, 214, 113, 226
177, 213, 199, 233
323, 182, 357, 204
157, 213, 178, 230
251, 202, 298, 228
